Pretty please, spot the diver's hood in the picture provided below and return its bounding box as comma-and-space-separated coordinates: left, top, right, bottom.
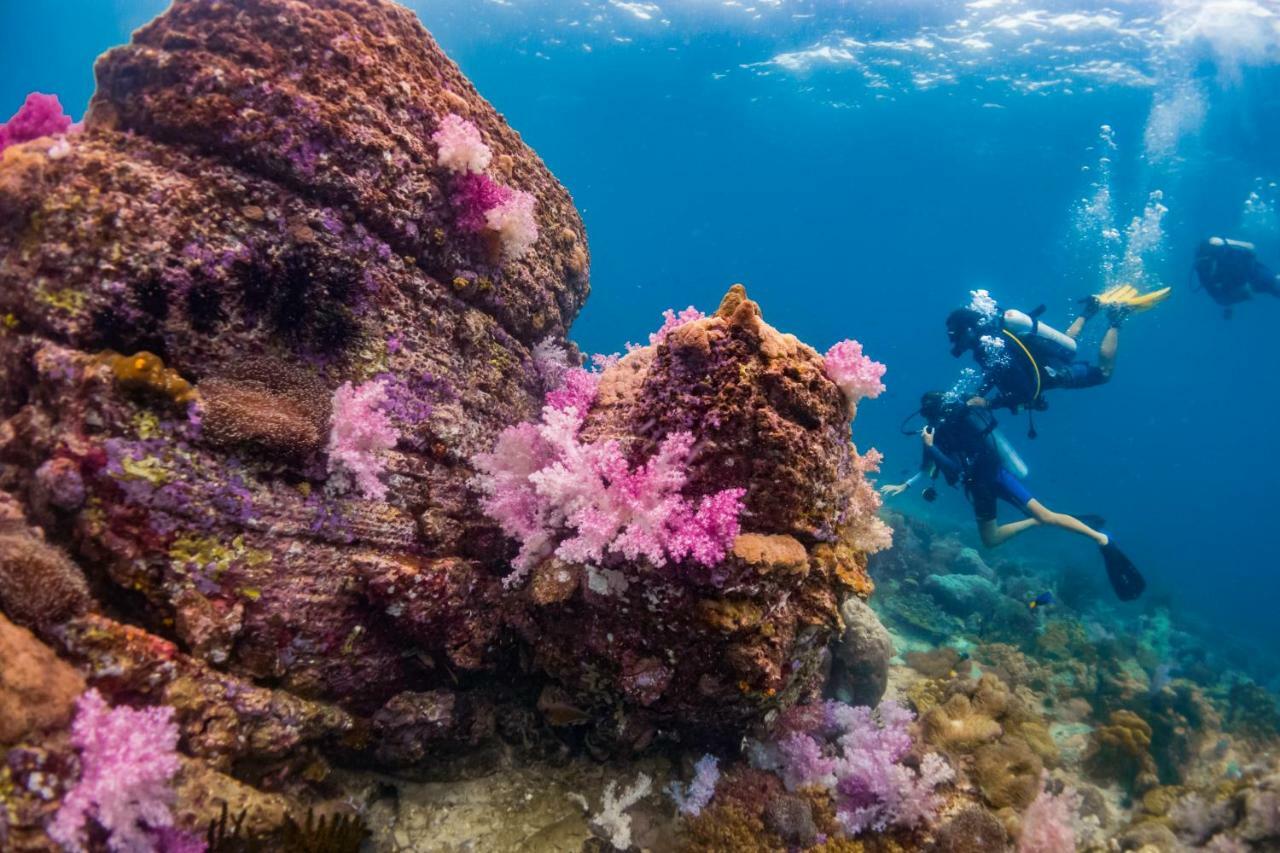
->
946, 307, 990, 356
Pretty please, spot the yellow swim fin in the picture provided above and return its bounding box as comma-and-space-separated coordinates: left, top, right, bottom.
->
1124, 286, 1171, 313
1095, 284, 1138, 305
1094, 283, 1170, 313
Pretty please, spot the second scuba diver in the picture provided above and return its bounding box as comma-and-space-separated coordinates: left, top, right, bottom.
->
944, 284, 1169, 419
1193, 236, 1280, 318
880, 391, 1146, 601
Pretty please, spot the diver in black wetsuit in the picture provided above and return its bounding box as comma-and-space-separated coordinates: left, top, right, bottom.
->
945, 305, 1109, 415
880, 392, 1146, 601
944, 283, 1168, 420
1194, 237, 1280, 318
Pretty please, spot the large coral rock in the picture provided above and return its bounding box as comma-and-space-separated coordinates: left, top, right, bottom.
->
516, 287, 889, 736
0, 0, 585, 721
0, 0, 885, 809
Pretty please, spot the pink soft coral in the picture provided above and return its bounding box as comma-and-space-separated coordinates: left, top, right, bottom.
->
824, 340, 886, 405
431, 113, 491, 174
485, 188, 539, 259
1018, 780, 1082, 853
49, 690, 189, 853
448, 171, 538, 259
0, 92, 73, 152
848, 447, 893, 554
327, 379, 401, 501
649, 307, 706, 346
473, 368, 745, 587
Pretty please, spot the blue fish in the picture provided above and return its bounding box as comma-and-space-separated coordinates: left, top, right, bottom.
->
1028, 591, 1055, 610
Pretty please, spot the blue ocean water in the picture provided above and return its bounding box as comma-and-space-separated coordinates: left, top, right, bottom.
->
3, 0, 1278, 676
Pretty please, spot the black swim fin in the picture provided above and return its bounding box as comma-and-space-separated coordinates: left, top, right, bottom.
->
1100, 540, 1145, 601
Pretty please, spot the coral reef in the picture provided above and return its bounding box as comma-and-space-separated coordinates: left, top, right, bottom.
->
504, 287, 891, 735
2, 0, 1278, 851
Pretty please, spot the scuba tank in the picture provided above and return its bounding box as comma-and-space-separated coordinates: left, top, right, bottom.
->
1001, 308, 1077, 358
959, 407, 1030, 480
990, 424, 1029, 479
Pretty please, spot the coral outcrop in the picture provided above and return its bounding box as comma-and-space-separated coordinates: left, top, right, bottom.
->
515, 287, 890, 736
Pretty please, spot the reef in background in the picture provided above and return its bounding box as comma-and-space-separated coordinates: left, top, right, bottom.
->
3, 0, 1278, 851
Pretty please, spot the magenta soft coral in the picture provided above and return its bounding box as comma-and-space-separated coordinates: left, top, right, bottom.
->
49, 689, 200, 853
472, 366, 745, 587
0, 92, 73, 152
451, 172, 512, 234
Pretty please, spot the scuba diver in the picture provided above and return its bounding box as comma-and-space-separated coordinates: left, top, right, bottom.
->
1193, 236, 1280, 318
880, 391, 1146, 601
944, 285, 1169, 419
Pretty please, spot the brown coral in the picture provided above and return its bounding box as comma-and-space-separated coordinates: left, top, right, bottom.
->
1085, 709, 1160, 792
0, 511, 91, 637
196, 360, 331, 458
923, 693, 1004, 753
974, 738, 1045, 810
905, 647, 965, 679
927, 807, 1011, 853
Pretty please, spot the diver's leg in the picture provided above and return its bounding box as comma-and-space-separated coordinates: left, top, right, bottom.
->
1251, 261, 1280, 298
1098, 325, 1118, 378
979, 517, 1040, 548
1024, 499, 1109, 546
1068, 295, 1102, 340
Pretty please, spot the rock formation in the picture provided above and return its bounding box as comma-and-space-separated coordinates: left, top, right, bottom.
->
0, 0, 889, 844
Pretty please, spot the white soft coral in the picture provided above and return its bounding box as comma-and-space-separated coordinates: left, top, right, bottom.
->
432, 113, 492, 174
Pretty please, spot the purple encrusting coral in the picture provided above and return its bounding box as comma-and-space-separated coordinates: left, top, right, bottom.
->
49, 690, 198, 853
0, 92, 73, 152
752, 700, 953, 837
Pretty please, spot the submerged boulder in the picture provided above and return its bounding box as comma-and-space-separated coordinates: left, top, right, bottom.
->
0, 0, 587, 721
514, 287, 890, 735
0, 1, 890, 843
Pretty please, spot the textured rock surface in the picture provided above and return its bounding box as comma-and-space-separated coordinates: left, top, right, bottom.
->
0, 0, 586, 720
0, 0, 889, 845
832, 594, 894, 707
0, 614, 84, 747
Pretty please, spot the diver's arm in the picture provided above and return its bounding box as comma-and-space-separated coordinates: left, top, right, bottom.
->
983, 390, 1020, 413
880, 460, 935, 497
924, 445, 962, 481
